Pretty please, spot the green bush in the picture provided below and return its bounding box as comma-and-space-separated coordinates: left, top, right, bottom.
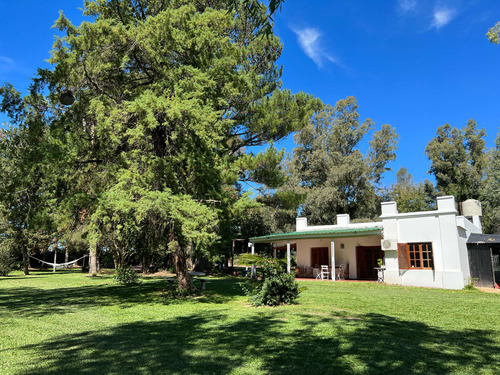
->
114, 266, 138, 284
0, 242, 14, 276
244, 258, 304, 307
464, 277, 479, 291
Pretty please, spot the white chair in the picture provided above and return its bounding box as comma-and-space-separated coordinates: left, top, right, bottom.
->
320, 265, 329, 280
337, 264, 346, 280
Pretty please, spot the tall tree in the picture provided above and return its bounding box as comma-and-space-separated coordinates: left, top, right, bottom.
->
386, 167, 436, 213
0, 84, 55, 275
289, 97, 398, 224
47, 0, 319, 289
481, 130, 500, 233
425, 119, 486, 203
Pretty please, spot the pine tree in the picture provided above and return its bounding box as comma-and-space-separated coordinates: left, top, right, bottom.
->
44, 0, 319, 288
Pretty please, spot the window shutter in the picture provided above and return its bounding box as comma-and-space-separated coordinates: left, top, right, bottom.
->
398, 243, 410, 270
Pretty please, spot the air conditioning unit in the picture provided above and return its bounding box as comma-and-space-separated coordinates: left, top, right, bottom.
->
381, 239, 397, 251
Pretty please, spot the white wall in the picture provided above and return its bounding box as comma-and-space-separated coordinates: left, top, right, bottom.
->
380, 196, 481, 290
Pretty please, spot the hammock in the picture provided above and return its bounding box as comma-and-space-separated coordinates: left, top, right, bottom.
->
29, 254, 88, 270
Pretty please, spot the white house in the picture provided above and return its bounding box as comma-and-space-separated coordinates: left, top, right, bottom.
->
248, 196, 482, 290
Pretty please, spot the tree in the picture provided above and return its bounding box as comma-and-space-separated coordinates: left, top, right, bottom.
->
481, 130, 500, 233
289, 97, 398, 224
487, 21, 500, 44
386, 167, 436, 213
47, 0, 319, 289
229, 0, 285, 34
425, 119, 486, 203
0, 84, 55, 275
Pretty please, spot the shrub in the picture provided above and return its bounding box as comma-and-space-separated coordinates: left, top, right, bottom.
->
114, 266, 138, 284
243, 258, 304, 307
0, 242, 14, 276
464, 277, 479, 291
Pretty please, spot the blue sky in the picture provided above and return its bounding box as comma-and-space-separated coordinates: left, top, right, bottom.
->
1, 0, 499, 187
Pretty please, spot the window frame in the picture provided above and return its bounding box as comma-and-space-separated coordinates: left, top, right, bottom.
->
398, 242, 434, 270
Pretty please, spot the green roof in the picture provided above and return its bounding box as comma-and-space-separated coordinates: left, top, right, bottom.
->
249, 226, 383, 243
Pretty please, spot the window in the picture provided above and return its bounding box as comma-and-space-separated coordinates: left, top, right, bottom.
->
398, 243, 434, 270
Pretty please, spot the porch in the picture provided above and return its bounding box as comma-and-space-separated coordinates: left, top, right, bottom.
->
249, 217, 384, 281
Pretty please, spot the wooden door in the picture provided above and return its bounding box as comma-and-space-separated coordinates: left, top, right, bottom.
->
467, 244, 495, 288
311, 247, 329, 267
356, 246, 384, 280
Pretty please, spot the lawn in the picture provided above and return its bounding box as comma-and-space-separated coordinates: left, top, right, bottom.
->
0, 270, 499, 375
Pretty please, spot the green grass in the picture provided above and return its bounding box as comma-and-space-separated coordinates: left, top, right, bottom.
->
1, 270, 499, 375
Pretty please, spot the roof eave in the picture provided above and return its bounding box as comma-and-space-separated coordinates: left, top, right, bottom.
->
249, 228, 383, 243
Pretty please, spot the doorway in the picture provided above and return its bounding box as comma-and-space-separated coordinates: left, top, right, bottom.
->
311, 247, 329, 267
356, 246, 383, 280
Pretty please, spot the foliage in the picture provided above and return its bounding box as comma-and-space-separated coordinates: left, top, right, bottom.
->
241, 257, 303, 306
481, 130, 500, 233
487, 21, 500, 44
288, 97, 398, 224
228, 0, 286, 35
425, 119, 487, 203
464, 277, 479, 291
0, 85, 56, 275
385, 167, 436, 213
233, 150, 306, 237
114, 266, 139, 284
0, 0, 319, 288
0, 242, 14, 276
368, 124, 400, 184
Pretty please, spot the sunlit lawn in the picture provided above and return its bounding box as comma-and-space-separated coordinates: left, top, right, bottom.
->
1, 269, 499, 374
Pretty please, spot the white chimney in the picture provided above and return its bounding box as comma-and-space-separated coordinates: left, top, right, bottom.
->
336, 214, 350, 227
296, 217, 307, 231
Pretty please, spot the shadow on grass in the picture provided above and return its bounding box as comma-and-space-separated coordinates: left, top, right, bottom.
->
0, 276, 45, 280
0, 278, 245, 317
17, 311, 499, 374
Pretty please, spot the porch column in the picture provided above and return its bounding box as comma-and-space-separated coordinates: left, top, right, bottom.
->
273, 247, 277, 259
287, 240, 291, 274
331, 239, 336, 281
250, 242, 256, 278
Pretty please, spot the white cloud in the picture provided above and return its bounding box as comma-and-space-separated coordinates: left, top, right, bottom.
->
431, 4, 457, 29
397, 0, 418, 14
0, 56, 14, 65
0, 56, 16, 75
292, 27, 337, 68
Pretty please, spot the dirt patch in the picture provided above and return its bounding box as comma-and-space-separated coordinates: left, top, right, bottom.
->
141, 270, 176, 278
477, 287, 500, 294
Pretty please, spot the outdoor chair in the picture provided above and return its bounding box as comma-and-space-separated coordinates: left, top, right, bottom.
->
337, 264, 346, 280
320, 265, 329, 280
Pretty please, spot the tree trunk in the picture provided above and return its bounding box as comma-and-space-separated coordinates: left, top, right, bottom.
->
64, 247, 69, 269
89, 244, 98, 275
22, 246, 29, 276
170, 230, 194, 291
231, 239, 235, 271
174, 248, 194, 291
186, 242, 194, 270
53, 238, 58, 273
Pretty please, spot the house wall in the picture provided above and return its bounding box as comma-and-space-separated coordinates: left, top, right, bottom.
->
380, 196, 481, 290
295, 235, 382, 279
